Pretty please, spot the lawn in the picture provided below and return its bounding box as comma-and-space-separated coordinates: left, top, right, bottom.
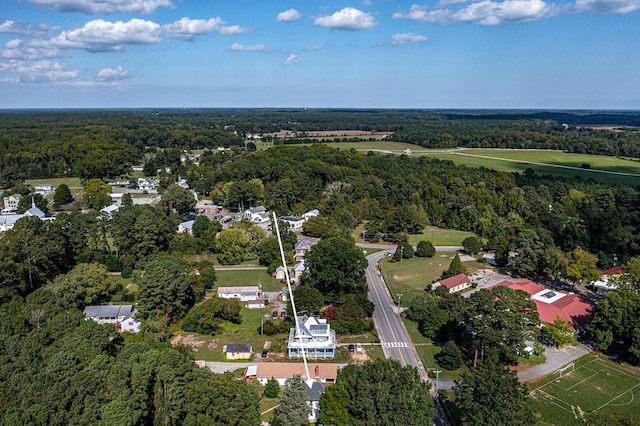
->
177, 305, 289, 362
409, 226, 478, 247
421, 149, 640, 186
215, 268, 283, 292
25, 177, 84, 189
403, 318, 468, 381
379, 253, 485, 306
528, 354, 640, 425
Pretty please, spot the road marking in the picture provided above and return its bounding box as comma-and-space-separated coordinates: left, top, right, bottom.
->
366, 266, 407, 366
385, 342, 408, 348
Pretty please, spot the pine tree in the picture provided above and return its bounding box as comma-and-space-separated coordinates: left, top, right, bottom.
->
264, 377, 280, 398
271, 375, 309, 426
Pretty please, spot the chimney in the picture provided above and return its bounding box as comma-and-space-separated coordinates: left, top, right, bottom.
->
315, 364, 320, 382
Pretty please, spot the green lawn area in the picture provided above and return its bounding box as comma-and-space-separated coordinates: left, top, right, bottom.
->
380, 253, 485, 306
409, 226, 478, 247
177, 305, 289, 362
421, 149, 640, 186
403, 318, 468, 381
528, 354, 640, 425
25, 177, 83, 189
215, 268, 283, 292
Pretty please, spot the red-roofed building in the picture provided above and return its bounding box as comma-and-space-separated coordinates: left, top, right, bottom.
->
494, 280, 594, 331
592, 266, 625, 294
432, 273, 472, 294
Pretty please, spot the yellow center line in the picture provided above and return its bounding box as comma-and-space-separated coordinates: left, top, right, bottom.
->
366, 266, 407, 366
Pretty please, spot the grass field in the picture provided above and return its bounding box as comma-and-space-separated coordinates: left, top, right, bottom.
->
215, 268, 283, 292
528, 354, 640, 425
422, 149, 640, 186
25, 177, 84, 188
380, 253, 486, 305
258, 140, 423, 152
353, 224, 478, 247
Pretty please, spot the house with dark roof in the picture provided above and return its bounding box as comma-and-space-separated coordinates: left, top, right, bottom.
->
306, 381, 328, 422
83, 305, 141, 333
288, 316, 336, 358
431, 273, 472, 293
223, 343, 253, 360
294, 239, 314, 262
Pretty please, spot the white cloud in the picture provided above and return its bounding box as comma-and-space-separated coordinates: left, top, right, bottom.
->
304, 44, 326, 51
2, 38, 64, 60
391, 33, 429, 45
0, 20, 54, 37
40, 18, 162, 52
230, 42, 269, 52
277, 8, 302, 22
96, 65, 130, 81
162, 17, 248, 40
393, 4, 452, 23
0, 59, 79, 83
450, 0, 558, 25
314, 7, 377, 30
574, 0, 640, 13
285, 54, 300, 65
29, 0, 174, 15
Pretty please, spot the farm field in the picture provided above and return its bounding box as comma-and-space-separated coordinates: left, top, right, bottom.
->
528, 354, 640, 425
422, 149, 640, 186
258, 140, 423, 152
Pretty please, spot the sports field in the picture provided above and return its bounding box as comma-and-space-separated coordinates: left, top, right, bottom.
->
528, 354, 640, 425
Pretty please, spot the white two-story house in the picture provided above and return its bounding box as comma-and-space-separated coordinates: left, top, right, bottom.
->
288, 315, 336, 358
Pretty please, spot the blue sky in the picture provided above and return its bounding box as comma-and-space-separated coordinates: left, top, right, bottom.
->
0, 0, 638, 108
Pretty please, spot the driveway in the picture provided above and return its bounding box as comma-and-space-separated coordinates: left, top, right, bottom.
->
517, 343, 591, 382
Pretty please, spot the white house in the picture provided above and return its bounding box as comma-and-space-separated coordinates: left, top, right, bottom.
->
280, 209, 320, 232
306, 381, 329, 422
100, 204, 119, 219
246, 362, 339, 386
592, 266, 624, 294
217, 286, 261, 301
83, 305, 141, 333
431, 273, 472, 294
293, 261, 307, 284
0, 202, 47, 232
178, 220, 194, 234
302, 209, 320, 221
33, 184, 54, 196
288, 315, 336, 358
244, 206, 270, 223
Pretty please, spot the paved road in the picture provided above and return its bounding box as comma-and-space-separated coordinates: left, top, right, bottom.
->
517, 344, 591, 382
366, 251, 428, 379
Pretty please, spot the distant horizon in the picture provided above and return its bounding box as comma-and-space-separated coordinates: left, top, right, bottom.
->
1, 2, 639, 107
1, 107, 639, 112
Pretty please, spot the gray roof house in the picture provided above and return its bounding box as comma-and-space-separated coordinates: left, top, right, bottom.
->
288, 315, 336, 358
83, 304, 141, 333
306, 381, 329, 422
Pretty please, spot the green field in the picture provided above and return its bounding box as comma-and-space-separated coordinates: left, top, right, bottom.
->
422, 149, 640, 186
258, 140, 423, 152
215, 268, 283, 292
25, 177, 83, 188
528, 354, 640, 425
380, 253, 485, 305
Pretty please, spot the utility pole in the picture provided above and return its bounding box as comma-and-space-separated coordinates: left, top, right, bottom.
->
399, 245, 404, 263
396, 293, 402, 314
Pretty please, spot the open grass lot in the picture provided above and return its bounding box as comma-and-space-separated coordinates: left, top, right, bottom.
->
421, 149, 640, 186
25, 177, 84, 188
409, 226, 478, 247
380, 253, 485, 305
528, 354, 640, 425
215, 268, 283, 292
259, 140, 423, 152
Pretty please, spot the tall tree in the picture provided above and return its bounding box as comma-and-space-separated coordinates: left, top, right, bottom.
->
49, 263, 120, 308
565, 248, 600, 288
53, 183, 73, 209
83, 178, 112, 210
136, 256, 195, 323
161, 183, 196, 217
454, 362, 533, 426
271, 375, 309, 426
322, 359, 434, 426
16, 193, 48, 214
303, 236, 368, 298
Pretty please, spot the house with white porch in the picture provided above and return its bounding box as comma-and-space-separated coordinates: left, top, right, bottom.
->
244, 206, 270, 223
288, 315, 336, 358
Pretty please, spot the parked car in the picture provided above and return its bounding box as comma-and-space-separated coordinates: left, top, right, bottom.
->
356, 343, 363, 353
280, 311, 286, 318
262, 349, 268, 357
348, 344, 355, 352
272, 311, 278, 318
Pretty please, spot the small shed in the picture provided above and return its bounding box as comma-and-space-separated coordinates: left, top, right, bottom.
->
223, 343, 253, 360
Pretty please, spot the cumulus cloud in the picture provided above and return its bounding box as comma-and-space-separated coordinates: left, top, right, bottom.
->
39, 18, 162, 52
162, 17, 248, 40
314, 7, 377, 30
0, 59, 79, 83
574, 0, 640, 13
277, 8, 302, 22
450, 0, 558, 25
29, 0, 174, 15
284, 54, 300, 65
96, 65, 130, 81
391, 32, 429, 45
2, 39, 64, 60
230, 42, 269, 52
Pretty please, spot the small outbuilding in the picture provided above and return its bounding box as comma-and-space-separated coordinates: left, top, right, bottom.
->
223, 343, 253, 360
